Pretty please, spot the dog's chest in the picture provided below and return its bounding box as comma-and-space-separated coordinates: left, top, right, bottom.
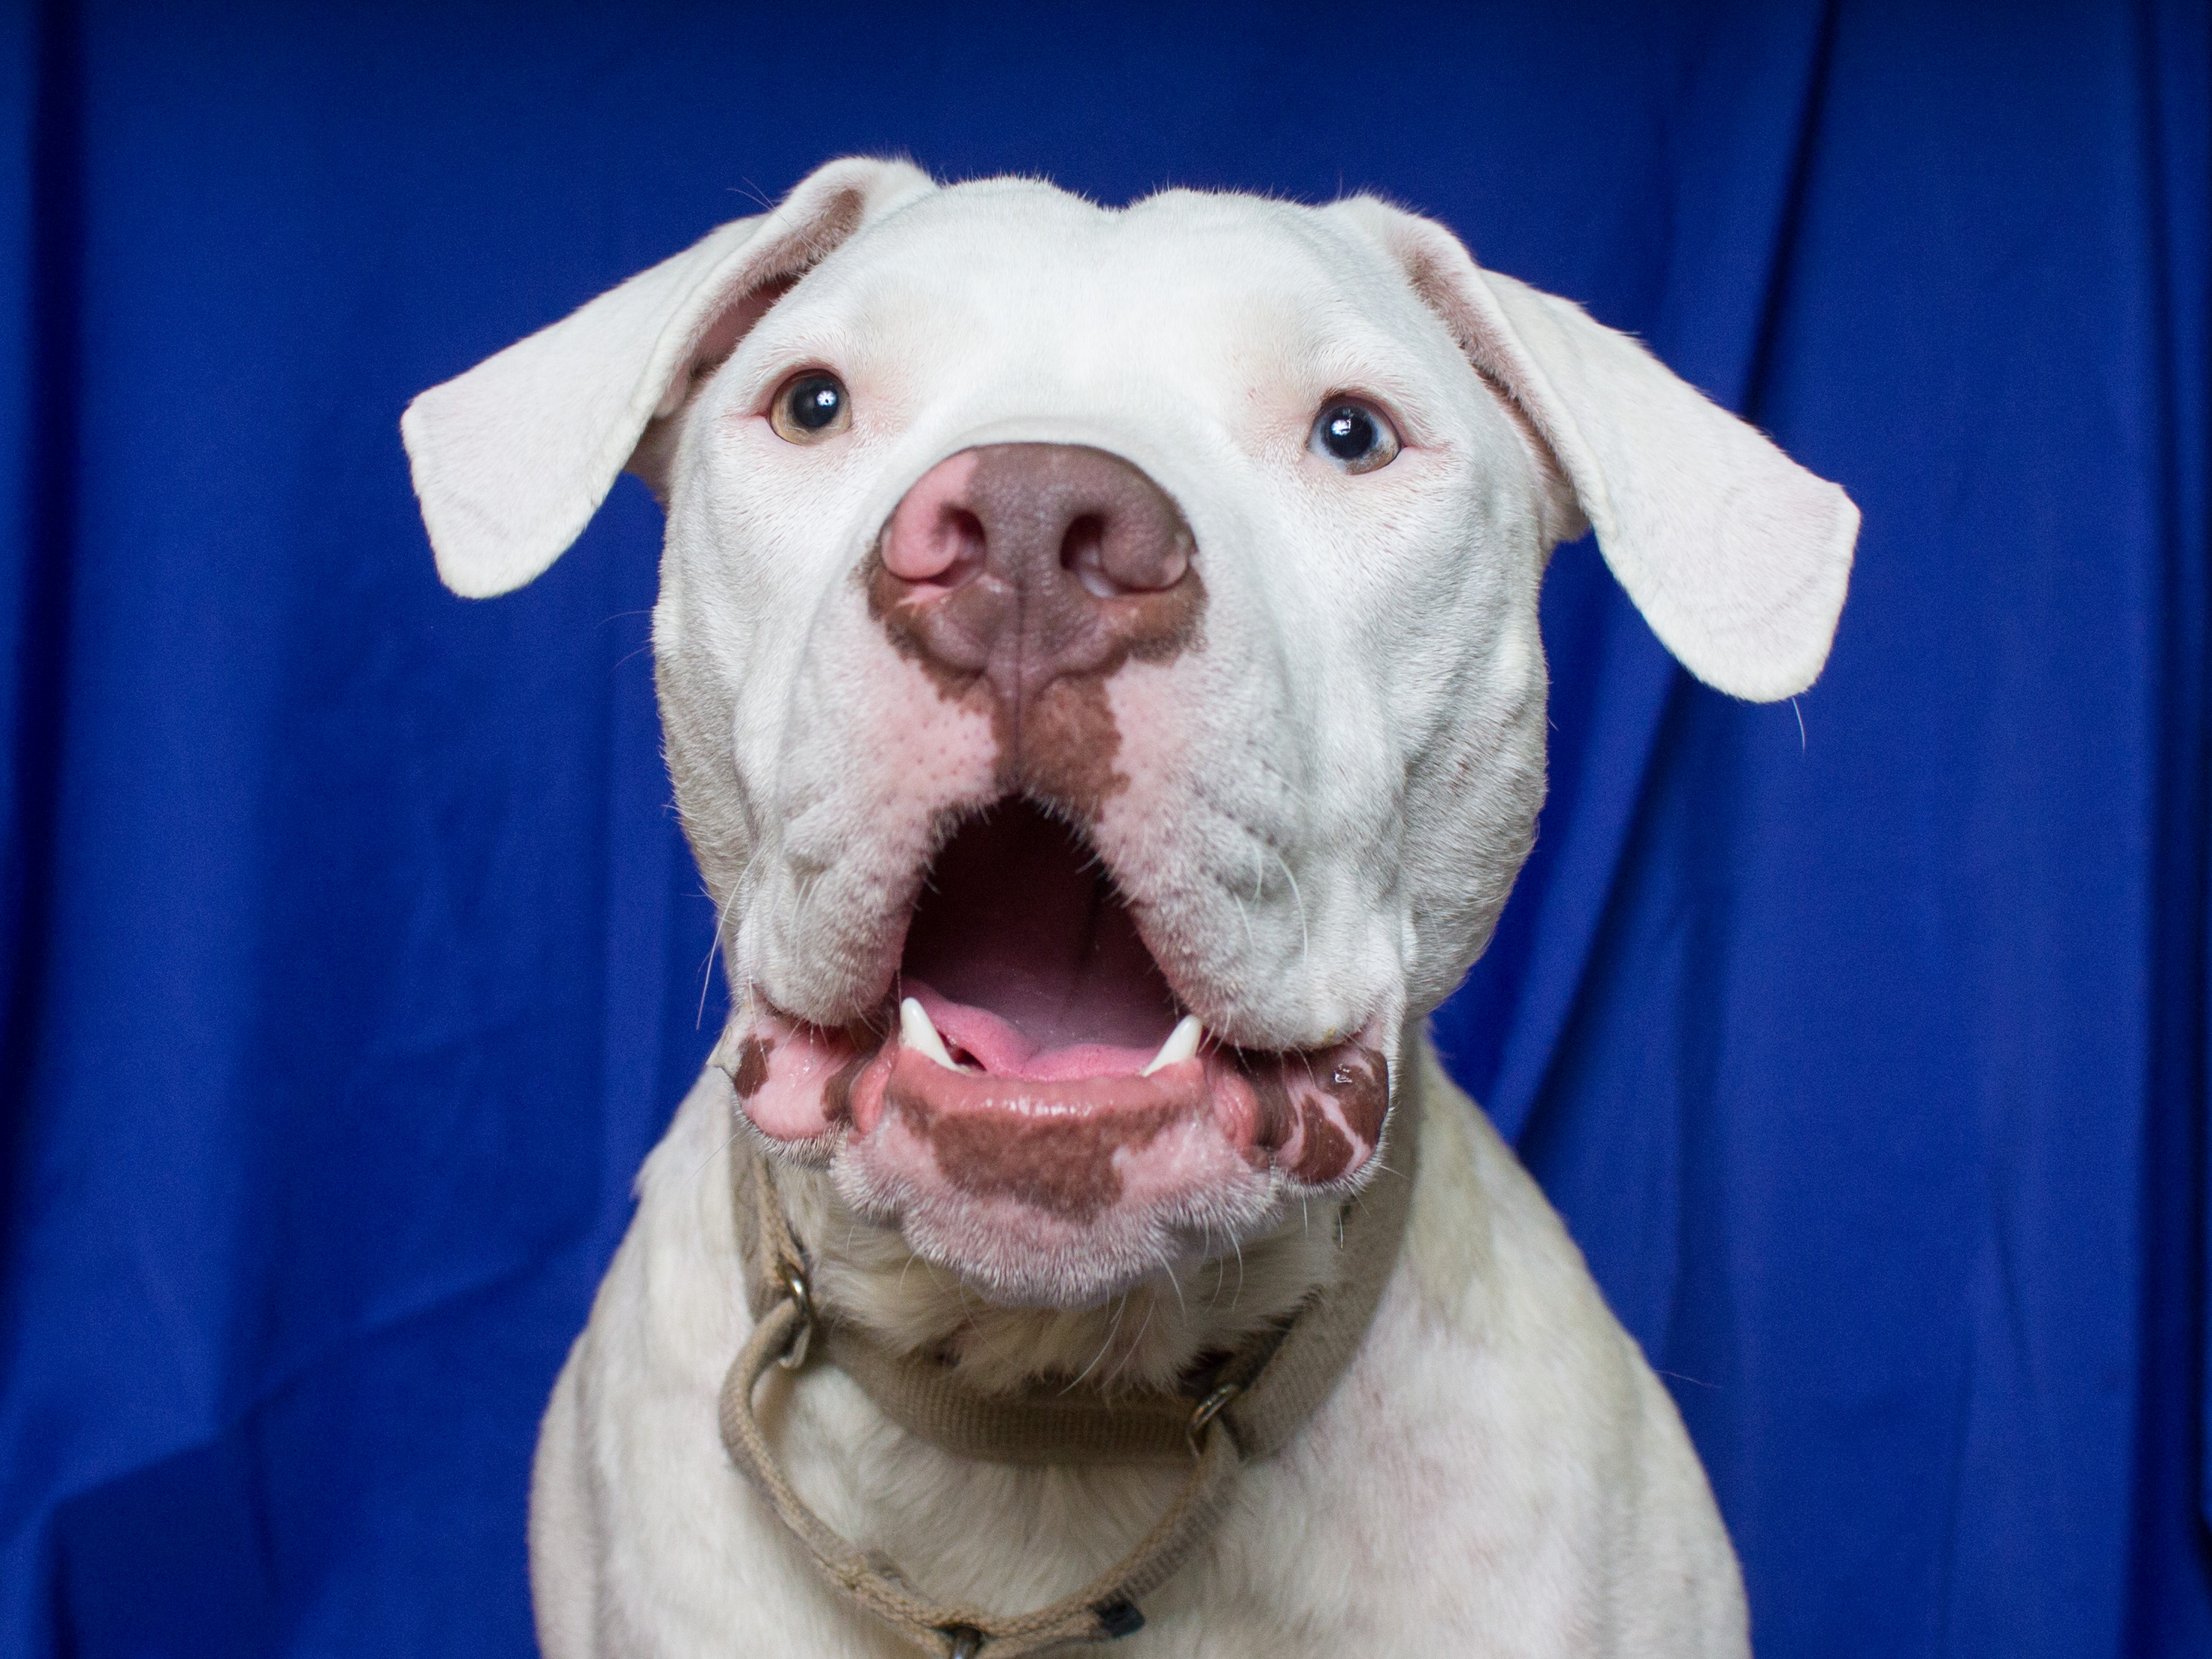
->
533, 1056, 1742, 1658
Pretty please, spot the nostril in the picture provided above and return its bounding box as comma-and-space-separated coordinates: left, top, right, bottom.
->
1128, 533, 1191, 594
1061, 514, 1117, 599
937, 508, 987, 586
1062, 513, 1190, 599
883, 501, 987, 586
1066, 514, 1191, 598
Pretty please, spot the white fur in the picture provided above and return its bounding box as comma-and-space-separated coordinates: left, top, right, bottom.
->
404, 159, 1854, 1654
403, 158, 936, 599
529, 1045, 1744, 1655
1324, 199, 1857, 703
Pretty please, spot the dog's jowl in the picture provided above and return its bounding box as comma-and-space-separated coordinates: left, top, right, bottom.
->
405, 158, 1854, 1658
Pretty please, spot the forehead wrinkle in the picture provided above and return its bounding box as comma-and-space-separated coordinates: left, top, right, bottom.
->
1301, 329, 1466, 444
733, 259, 1001, 412
721, 304, 880, 406
1097, 212, 1444, 390
847, 182, 1119, 281
744, 190, 1476, 447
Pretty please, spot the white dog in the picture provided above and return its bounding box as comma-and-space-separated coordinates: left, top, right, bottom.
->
403, 158, 1853, 1658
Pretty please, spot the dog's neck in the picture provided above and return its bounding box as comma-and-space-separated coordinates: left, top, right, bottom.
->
770, 1165, 1347, 1398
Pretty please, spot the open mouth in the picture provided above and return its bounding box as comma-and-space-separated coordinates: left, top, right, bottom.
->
898, 800, 1192, 1081
727, 799, 1390, 1300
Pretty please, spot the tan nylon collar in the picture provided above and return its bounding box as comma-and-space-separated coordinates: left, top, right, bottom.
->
715, 1056, 1422, 1658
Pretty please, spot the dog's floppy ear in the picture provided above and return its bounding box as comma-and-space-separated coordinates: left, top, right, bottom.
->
402, 157, 936, 598
1329, 197, 1857, 702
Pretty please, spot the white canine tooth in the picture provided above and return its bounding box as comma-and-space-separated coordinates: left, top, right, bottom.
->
1141, 1015, 1204, 1077
900, 997, 962, 1072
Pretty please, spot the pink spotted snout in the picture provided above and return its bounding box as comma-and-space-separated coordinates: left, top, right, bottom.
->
871, 445, 1200, 714
880, 443, 1193, 594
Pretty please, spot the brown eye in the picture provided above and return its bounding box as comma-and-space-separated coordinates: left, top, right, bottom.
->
769, 371, 851, 443
1308, 398, 1401, 474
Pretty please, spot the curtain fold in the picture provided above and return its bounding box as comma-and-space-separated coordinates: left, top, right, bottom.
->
1, 3, 2205, 1655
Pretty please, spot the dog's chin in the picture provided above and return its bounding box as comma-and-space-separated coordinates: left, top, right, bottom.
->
726, 800, 1393, 1309
828, 1123, 1290, 1308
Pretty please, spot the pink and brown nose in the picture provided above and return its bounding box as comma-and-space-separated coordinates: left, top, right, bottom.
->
871, 445, 1201, 709
880, 443, 1192, 594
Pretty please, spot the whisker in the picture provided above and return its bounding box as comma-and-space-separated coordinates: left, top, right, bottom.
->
1199, 1227, 1231, 1316
686, 1129, 741, 1188
1116, 1298, 1159, 1386
1064, 1293, 1129, 1392
698, 851, 763, 1028
1274, 850, 1310, 968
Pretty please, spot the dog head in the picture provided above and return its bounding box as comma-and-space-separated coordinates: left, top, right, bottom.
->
404, 158, 1853, 1307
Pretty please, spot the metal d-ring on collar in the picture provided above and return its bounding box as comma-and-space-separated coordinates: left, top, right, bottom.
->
774, 1269, 1247, 1451
777, 1263, 816, 1371
1185, 1383, 1242, 1457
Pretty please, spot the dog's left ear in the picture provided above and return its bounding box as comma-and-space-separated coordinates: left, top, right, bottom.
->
403, 157, 936, 598
1327, 197, 1857, 702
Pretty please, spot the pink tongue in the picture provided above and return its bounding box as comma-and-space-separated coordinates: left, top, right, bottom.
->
904, 981, 1165, 1082
895, 800, 1182, 1080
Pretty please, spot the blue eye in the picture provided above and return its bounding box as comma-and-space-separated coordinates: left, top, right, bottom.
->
1309, 399, 1401, 473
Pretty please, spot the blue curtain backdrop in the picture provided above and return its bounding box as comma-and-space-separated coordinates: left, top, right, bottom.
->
1, 2, 2206, 1654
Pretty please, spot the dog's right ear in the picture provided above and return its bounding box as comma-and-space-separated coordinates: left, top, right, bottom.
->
1326, 196, 1857, 703
401, 158, 936, 598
